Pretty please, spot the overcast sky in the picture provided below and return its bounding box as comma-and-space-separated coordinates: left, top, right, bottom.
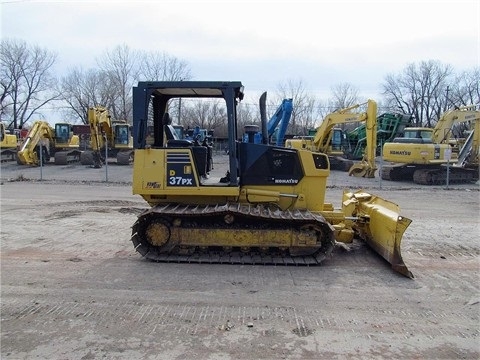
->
1, 0, 479, 109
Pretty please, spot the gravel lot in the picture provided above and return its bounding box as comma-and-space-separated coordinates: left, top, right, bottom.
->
1, 155, 479, 359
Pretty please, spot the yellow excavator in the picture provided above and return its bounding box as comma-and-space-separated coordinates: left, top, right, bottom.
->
0, 122, 18, 162
285, 100, 378, 178
16, 121, 81, 165
129, 81, 413, 278
80, 106, 134, 168
381, 105, 479, 185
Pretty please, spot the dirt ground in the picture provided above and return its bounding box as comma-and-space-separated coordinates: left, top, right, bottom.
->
1, 154, 479, 359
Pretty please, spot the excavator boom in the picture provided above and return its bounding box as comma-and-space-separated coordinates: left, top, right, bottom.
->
16, 121, 81, 166
243, 93, 293, 146
80, 107, 133, 167
286, 100, 378, 177
17, 121, 54, 165
348, 100, 377, 177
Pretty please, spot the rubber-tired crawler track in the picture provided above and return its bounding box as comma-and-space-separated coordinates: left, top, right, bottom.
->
131, 203, 336, 265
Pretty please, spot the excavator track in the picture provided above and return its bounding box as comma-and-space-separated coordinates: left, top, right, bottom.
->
116, 150, 134, 165
381, 164, 416, 181
413, 167, 479, 185
54, 150, 82, 165
131, 203, 336, 266
1, 149, 17, 163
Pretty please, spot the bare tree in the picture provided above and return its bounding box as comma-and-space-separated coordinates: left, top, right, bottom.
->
59, 45, 193, 125
329, 82, 360, 109
139, 51, 192, 81
97, 44, 139, 122
0, 38, 59, 129
181, 99, 227, 135
236, 101, 256, 139
276, 78, 317, 135
139, 50, 193, 123
59, 67, 117, 124
382, 60, 454, 127
448, 67, 480, 107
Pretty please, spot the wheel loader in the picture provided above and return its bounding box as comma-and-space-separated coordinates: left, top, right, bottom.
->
130, 81, 413, 278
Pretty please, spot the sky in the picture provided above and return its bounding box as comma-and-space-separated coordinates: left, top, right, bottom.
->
0, 0, 479, 121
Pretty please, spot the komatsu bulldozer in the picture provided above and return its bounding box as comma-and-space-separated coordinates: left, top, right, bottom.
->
130, 81, 413, 278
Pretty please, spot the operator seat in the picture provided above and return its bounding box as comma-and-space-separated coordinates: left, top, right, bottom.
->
163, 113, 208, 177
163, 113, 180, 141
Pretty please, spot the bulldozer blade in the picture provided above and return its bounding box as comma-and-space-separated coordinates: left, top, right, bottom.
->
344, 191, 413, 278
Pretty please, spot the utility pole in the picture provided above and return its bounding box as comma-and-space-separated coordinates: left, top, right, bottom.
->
178, 98, 182, 123
444, 86, 450, 111
178, 78, 184, 124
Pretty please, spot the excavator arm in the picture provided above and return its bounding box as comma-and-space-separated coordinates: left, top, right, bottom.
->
471, 119, 479, 166
82, 106, 134, 167
455, 116, 479, 168
17, 121, 55, 165
248, 93, 293, 146
312, 103, 366, 152
266, 97, 293, 146
432, 105, 479, 144
87, 107, 113, 167
348, 100, 378, 177
88, 107, 111, 150
311, 100, 378, 177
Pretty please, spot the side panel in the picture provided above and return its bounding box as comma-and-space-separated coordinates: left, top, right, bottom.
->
133, 148, 240, 205
296, 150, 330, 212
165, 151, 199, 187
383, 142, 454, 164
132, 149, 167, 194
134, 148, 201, 194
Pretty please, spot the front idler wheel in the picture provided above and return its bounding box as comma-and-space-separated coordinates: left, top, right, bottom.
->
145, 218, 171, 248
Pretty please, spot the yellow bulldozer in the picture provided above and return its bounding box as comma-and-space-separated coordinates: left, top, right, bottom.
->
129, 81, 413, 278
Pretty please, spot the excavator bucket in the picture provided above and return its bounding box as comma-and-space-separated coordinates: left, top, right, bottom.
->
348, 160, 376, 178
343, 191, 413, 278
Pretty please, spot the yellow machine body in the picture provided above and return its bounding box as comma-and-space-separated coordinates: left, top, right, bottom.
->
16, 121, 81, 166
381, 106, 479, 184
130, 81, 413, 278
285, 100, 378, 178
80, 107, 134, 167
0, 122, 18, 162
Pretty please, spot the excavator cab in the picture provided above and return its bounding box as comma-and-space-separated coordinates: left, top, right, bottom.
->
55, 123, 71, 145
114, 123, 131, 146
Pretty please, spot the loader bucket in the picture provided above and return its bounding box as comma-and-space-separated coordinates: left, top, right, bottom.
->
343, 191, 413, 278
